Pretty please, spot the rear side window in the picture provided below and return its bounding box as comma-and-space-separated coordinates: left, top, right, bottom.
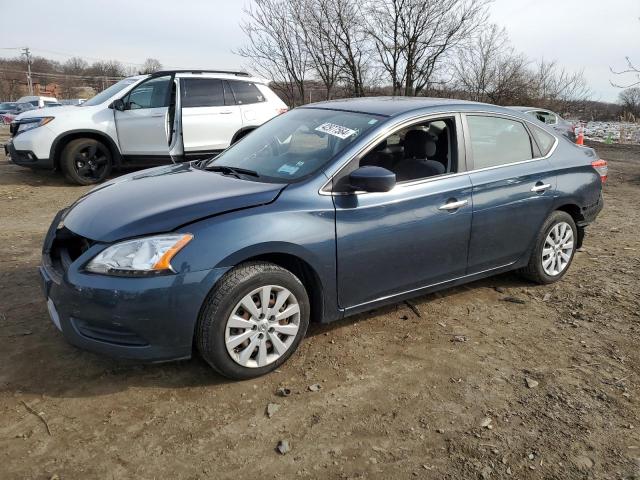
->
181, 78, 227, 107
228, 80, 265, 105
467, 115, 533, 170
530, 125, 556, 156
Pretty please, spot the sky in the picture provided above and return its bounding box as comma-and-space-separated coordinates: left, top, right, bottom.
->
1, 0, 638, 102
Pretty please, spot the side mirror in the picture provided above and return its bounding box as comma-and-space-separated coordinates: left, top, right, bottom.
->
111, 99, 126, 111
348, 166, 396, 193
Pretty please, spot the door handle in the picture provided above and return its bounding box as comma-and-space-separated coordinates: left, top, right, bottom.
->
531, 183, 551, 192
438, 199, 468, 211
220, 110, 233, 114
150, 113, 165, 118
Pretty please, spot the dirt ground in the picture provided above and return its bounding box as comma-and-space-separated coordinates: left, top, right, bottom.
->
0, 126, 639, 480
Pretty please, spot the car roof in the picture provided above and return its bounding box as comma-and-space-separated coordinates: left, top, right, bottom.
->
301, 96, 513, 117
507, 106, 553, 113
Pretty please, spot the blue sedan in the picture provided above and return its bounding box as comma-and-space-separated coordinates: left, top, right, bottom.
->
40, 97, 606, 379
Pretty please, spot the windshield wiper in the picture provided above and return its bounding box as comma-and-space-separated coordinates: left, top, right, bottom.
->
205, 165, 260, 178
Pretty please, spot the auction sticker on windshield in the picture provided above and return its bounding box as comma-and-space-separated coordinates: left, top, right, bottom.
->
315, 122, 357, 139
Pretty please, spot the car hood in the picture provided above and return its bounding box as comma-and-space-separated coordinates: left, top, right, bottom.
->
62, 163, 286, 242
15, 105, 79, 120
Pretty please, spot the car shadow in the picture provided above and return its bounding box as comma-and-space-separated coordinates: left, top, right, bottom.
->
0, 268, 533, 400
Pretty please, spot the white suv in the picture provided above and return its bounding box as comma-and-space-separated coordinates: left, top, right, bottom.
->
5, 70, 288, 184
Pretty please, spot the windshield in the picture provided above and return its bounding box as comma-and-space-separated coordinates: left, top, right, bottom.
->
16, 103, 35, 112
81, 78, 139, 107
206, 108, 384, 182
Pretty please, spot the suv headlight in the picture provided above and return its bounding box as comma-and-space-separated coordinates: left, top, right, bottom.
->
16, 117, 54, 134
85, 234, 193, 275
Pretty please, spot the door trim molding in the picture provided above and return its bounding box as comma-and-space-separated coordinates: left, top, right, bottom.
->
343, 261, 516, 312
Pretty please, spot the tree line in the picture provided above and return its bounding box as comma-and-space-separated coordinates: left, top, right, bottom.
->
0, 56, 162, 101
238, 0, 634, 120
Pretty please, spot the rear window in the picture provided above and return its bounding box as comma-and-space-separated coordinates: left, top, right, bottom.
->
228, 80, 265, 105
530, 124, 556, 156
467, 115, 533, 169
181, 78, 230, 107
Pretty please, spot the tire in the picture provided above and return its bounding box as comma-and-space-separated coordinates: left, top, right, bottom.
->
519, 211, 578, 284
196, 261, 310, 379
60, 138, 112, 185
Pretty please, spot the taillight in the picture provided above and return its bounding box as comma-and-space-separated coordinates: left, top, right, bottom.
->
276, 107, 288, 115
591, 159, 608, 183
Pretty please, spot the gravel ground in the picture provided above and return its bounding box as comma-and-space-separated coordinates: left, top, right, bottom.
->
0, 126, 639, 479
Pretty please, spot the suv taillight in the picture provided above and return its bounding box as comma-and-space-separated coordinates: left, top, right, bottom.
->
591, 159, 608, 183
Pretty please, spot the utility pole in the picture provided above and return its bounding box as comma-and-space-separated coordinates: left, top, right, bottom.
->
21, 47, 33, 95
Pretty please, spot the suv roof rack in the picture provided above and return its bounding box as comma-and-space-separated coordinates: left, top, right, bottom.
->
150, 69, 251, 77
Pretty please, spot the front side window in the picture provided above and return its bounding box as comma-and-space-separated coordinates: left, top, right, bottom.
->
124, 76, 171, 110
205, 108, 384, 182
466, 115, 533, 170
228, 80, 265, 105
356, 117, 457, 183
181, 78, 227, 107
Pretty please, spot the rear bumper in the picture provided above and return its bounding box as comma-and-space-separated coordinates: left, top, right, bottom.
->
579, 193, 604, 226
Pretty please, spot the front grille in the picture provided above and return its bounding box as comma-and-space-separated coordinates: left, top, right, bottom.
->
49, 227, 93, 275
9, 122, 18, 136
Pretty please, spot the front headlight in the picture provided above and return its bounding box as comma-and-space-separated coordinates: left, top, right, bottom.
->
85, 233, 193, 275
16, 117, 54, 134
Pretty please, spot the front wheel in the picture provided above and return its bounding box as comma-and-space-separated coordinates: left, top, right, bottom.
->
196, 261, 310, 379
60, 138, 112, 185
519, 211, 577, 284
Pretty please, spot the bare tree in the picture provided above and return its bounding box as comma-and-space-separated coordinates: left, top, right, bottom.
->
531, 59, 591, 112
619, 87, 640, 117
295, 0, 343, 100
453, 24, 530, 104
312, 0, 371, 97
611, 56, 640, 88
238, 0, 309, 106
366, 0, 490, 96
140, 58, 163, 74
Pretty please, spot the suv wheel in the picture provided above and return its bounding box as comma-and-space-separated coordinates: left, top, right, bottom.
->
196, 261, 310, 379
60, 138, 112, 185
519, 211, 577, 284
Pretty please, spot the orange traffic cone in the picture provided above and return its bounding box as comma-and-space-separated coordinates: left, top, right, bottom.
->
576, 125, 584, 145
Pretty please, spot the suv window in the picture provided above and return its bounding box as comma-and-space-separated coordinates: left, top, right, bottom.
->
228, 80, 265, 105
181, 78, 228, 108
467, 115, 533, 170
125, 76, 171, 109
529, 110, 557, 125
530, 124, 556, 156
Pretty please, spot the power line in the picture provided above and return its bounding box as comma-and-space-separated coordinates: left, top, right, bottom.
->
29, 48, 145, 67
0, 68, 125, 82
1, 46, 147, 67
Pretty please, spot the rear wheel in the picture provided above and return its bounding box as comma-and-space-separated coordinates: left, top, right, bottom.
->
519, 211, 577, 284
60, 138, 112, 185
196, 261, 310, 379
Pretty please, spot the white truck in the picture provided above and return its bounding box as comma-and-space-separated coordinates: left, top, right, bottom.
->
5, 70, 288, 184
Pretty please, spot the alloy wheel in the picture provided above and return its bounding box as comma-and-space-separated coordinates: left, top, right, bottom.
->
224, 285, 301, 368
74, 144, 109, 182
541, 221, 574, 276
